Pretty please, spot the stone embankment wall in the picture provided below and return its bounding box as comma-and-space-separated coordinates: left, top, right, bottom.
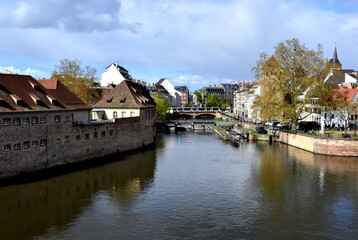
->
0, 111, 156, 180
279, 132, 358, 156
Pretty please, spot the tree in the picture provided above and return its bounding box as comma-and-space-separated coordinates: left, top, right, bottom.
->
252, 38, 330, 130
221, 103, 230, 110
193, 89, 208, 106
151, 92, 171, 121
52, 59, 99, 104
333, 89, 358, 134
206, 93, 222, 107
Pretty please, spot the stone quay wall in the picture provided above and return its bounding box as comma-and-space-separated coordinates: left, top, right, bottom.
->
0, 109, 156, 180
279, 132, 358, 156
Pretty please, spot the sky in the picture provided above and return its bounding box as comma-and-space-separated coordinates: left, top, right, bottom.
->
1, 0, 358, 91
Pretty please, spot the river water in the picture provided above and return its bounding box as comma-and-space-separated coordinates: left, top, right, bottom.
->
1, 131, 358, 240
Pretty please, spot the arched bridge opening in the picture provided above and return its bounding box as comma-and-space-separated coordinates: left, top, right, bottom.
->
194, 114, 215, 119
169, 107, 219, 119
171, 113, 194, 120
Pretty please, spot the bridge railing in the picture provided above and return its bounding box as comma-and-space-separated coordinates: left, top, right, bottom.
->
169, 107, 220, 113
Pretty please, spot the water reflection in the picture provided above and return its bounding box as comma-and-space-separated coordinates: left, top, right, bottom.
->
0, 149, 156, 240
252, 142, 358, 239
1, 133, 358, 240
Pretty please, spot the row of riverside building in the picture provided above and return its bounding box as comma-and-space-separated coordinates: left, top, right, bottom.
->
0, 66, 156, 181
232, 47, 358, 128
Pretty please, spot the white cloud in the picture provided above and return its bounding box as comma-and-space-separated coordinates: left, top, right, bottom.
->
0, 0, 140, 32
0, 66, 48, 79
1, 0, 358, 90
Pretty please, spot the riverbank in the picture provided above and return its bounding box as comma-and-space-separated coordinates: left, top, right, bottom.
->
279, 132, 358, 156
212, 122, 358, 156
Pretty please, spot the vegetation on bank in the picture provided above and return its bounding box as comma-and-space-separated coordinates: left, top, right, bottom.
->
151, 92, 171, 121
52, 58, 100, 104
252, 38, 331, 131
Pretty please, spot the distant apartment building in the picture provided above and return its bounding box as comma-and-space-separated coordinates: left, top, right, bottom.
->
200, 83, 239, 107
233, 81, 259, 120
217, 83, 239, 106
174, 86, 190, 106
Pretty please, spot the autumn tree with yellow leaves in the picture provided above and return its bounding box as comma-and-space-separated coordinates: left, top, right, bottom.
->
252, 38, 331, 130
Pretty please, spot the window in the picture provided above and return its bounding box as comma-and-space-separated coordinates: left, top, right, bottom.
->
32, 140, 38, 147
102, 131, 106, 137
65, 135, 70, 142
23, 117, 30, 124
3, 118, 11, 126
40, 139, 47, 146
13, 118, 20, 125
76, 135, 81, 141
40, 117, 46, 123
32, 117, 38, 124
109, 130, 113, 136
121, 111, 126, 118
85, 133, 89, 140
64, 115, 70, 122
94, 132, 98, 138
113, 111, 118, 119
130, 111, 135, 117
3, 144, 11, 151
55, 138, 61, 144
23, 141, 30, 149
14, 143, 21, 150
55, 115, 61, 123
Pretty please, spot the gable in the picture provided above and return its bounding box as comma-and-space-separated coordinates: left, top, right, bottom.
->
93, 80, 155, 109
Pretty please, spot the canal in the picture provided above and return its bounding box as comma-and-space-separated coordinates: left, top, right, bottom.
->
1, 131, 357, 240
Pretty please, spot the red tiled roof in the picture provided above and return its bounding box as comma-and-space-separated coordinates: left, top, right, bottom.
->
93, 80, 155, 109
38, 79, 92, 110
0, 73, 91, 112
38, 79, 58, 89
333, 88, 358, 103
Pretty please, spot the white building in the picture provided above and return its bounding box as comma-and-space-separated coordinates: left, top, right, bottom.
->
100, 63, 132, 87
233, 82, 260, 121
92, 80, 155, 121
156, 78, 182, 106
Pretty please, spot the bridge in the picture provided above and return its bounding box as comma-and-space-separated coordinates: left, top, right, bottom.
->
169, 107, 220, 119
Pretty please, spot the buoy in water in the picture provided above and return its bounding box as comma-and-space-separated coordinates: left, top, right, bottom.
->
188, 140, 192, 143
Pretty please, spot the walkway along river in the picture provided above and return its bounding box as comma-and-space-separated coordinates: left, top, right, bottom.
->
0, 131, 357, 239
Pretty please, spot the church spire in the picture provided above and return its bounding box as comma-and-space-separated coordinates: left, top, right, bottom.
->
329, 45, 342, 70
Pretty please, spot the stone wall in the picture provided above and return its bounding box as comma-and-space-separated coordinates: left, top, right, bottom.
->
0, 108, 156, 179
279, 132, 358, 156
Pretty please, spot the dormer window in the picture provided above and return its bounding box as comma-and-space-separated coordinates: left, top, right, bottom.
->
46, 95, 64, 108
120, 97, 126, 104
0, 84, 12, 94
29, 81, 36, 89
106, 97, 113, 103
29, 93, 48, 108
46, 95, 55, 103
10, 94, 22, 105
